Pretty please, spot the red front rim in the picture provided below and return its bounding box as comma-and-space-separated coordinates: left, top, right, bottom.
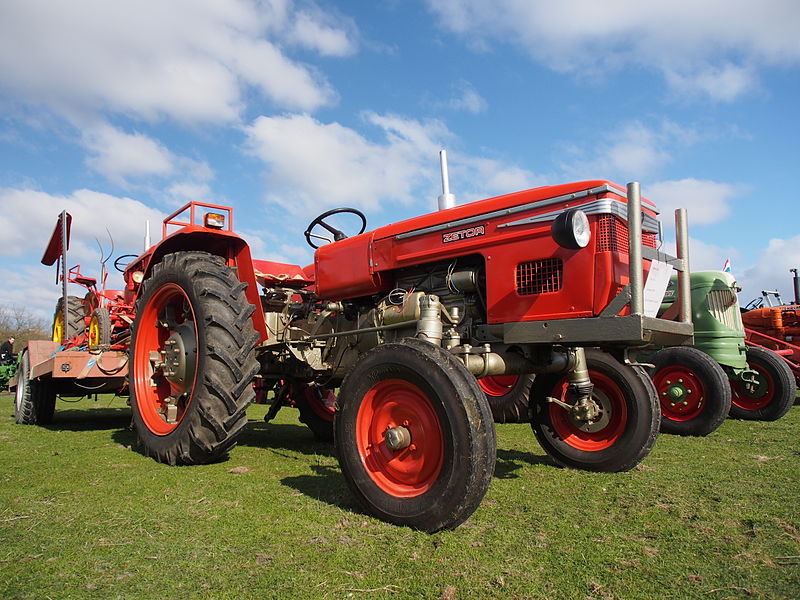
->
133, 283, 198, 435
355, 379, 444, 497
478, 374, 520, 397
548, 371, 627, 451
731, 363, 775, 411
652, 366, 705, 421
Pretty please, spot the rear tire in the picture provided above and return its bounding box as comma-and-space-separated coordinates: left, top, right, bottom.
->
335, 338, 496, 532
129, 251, 260, 465
529, 349, 659, 472
729, 347, 796, 421
52, 295, 85, 343
650, 347, 731, 436
478, 374, 534, 423
15, 350, 56, 425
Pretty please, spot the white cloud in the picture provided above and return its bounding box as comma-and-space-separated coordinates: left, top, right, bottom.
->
448, 82, 488, 114
739, 235, 800, 304
0, 188, 164, 266
427, 0, 800, 101
243, 112, 450, 216
646, 178, 740, 226
0, 0, 350, 124
82, 124, 176, 184
243, 111, 542, 218
0, 265, 64, 322
288, 10, 357, 57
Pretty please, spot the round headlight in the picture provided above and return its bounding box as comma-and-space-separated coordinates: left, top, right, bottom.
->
551, 209, 591, 249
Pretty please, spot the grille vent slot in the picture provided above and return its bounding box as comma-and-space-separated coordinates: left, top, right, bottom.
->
516, 258, 563, 295
596, 214, 657, 252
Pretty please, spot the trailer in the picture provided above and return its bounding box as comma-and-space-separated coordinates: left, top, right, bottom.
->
11, 340, 128, 425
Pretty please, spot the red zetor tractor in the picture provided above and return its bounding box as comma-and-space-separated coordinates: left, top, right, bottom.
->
122, 182, 692, 532
43, 211, 136, 351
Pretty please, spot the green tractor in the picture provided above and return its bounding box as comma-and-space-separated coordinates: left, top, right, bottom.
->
646, 271, 796, 436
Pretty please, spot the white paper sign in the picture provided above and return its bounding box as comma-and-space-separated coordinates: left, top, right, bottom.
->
643, 261, 674, 317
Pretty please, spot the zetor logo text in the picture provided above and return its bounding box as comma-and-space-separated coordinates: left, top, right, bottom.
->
442, 225, 486, 244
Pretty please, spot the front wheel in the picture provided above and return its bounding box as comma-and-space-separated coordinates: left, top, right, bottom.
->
88, 307, 112, 350
650, 346, 731, 436
478, 374, 534, 423
335, 338, 496, 532
295, 384, 336, 442
129, 251, 260, 465
729, 347, 796, 421
529, 349, 659, 472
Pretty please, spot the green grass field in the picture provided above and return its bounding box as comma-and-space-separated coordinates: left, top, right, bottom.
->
1, 394, 798, 600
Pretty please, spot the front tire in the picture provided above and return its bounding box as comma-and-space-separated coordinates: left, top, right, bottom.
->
335, 338, 496, 532
729, 347, 796, 421
52, 295, 85, 343
15, 350, 56, 425
88, 307, 112, 350
295, 384, 336, 442
650, 347, 731, 436
129, 251, 260, 465
529, 349, 659, 472
478, 374, 534, 423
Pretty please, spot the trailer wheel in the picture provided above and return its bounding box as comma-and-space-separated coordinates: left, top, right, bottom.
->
650, 347, 731, 436
88, 307, 112, 350
130, 251, 260, 465
296, 384, 336, 442
52, 295, 85, 343
729, 347, 796, 421
14, 350, 56, 425
478, 374, 534, 423
529, 349, 659, 472
336, 338, 495, 532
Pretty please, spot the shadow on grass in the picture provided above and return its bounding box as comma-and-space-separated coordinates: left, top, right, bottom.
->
495, 448, 559, 479
43, 407, 132, 432
280, 464, 360, 514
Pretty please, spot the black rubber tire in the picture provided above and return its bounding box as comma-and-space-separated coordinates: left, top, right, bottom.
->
88, 307, 112, 350
129, 251, 260, 465
14, 350, 56, 425
478, 374, 535, 423
649, 347, 731, 436
335, 338, 496, 532
729, 347, 796, 421
295, 384, 335, 442
52, 295, 85, 343
529, 349, 659, 472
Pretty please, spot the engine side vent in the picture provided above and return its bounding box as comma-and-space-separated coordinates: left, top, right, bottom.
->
516, 258, 563, 295
707, 289, 744, 330
596, 214, 657, 252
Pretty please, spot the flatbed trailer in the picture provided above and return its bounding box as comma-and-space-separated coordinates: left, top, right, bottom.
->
11, 340, 128, 425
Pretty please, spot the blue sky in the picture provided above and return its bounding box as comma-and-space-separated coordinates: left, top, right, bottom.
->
1, 0, 799, 321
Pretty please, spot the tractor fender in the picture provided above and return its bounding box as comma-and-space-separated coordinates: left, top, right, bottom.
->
127, 228, 268, 343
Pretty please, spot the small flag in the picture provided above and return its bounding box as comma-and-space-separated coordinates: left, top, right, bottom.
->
723, 258, 731, 273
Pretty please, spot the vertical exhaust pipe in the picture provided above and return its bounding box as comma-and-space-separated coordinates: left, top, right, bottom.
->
438, 150, 456, 211
792, 268, 800, 305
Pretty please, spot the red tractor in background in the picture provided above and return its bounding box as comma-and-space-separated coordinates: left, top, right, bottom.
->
118, 174, 693, 532
741, 269, 800, 385
43, 211, 136, 351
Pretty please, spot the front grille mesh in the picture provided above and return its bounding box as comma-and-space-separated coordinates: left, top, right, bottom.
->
516, 258, 563, 295
596, 214, 657, 252
707, 289, 743, 330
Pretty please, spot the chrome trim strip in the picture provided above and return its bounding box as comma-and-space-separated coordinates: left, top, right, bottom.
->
395, 184, 631, 240
496, 198, 660, 233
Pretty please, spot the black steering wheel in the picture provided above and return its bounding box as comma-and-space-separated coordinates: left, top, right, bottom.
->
114, 254, 139, 273
743, 297, 763, 311
304, 207, 367, 249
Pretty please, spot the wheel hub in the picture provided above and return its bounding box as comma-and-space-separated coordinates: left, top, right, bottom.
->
161, 323, 197, 389
384, 425, 412, 451
567, 396, 611, 433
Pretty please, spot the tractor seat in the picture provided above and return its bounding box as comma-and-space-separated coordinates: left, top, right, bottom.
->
252, 260, 315, 289
74, 275, 97, 287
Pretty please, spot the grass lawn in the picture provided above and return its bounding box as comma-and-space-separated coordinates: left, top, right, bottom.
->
1, 393, 798, 600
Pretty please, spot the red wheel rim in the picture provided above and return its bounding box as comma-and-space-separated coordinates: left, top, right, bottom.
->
355, 379, 444, 497
133, 283, 198, 435
652, 366, 705, 421
547, 371, 627, 451
478, 375, 520, 397
731, 362, 775, 411
306, 387, 336, 422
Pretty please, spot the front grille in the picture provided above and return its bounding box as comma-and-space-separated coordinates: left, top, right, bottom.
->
596, 214, 657, 252
516, 258, 563, 295
707, 289, 743, 330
